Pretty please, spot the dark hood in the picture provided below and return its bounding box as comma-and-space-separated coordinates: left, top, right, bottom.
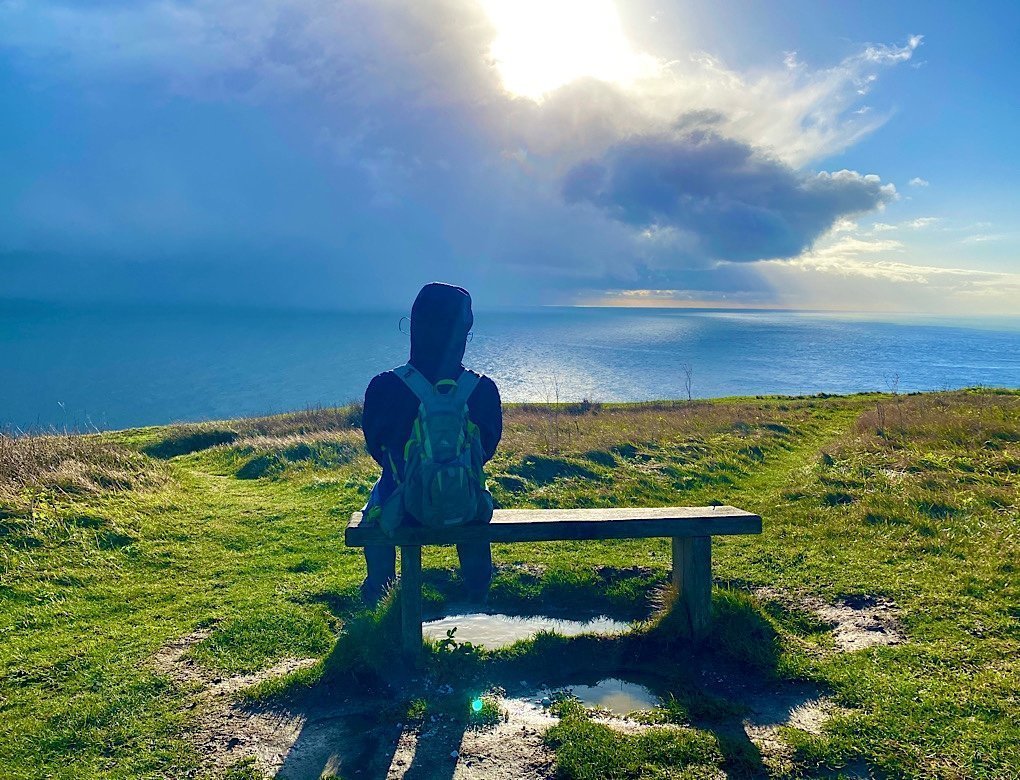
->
409, 282, 473, 383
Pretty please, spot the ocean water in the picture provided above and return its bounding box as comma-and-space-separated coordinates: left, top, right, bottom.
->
2, 301, 1018, 430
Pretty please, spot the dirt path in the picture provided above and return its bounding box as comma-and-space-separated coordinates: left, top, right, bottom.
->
153, 590, 902, 780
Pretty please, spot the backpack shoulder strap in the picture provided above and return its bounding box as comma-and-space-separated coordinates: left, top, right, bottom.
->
393, 363, 434, 404
452, 370, 481, 406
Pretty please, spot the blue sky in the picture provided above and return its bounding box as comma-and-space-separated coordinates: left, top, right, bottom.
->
1, 0, 1017, 314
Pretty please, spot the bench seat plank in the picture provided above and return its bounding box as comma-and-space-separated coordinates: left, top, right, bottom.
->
345, 505, 761, 547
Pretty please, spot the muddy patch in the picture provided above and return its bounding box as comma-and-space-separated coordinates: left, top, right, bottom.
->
152, 588, 889, 779
696, 667, 845, 776
152, 627, 325, 776
151, 624, 318, 695
152, 629, 562, 779
388, 696, 558, 780
153, 628, 666, 779
757, 587, 906, 651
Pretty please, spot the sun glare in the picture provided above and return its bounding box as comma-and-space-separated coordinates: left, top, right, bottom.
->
479, 0, 656, 101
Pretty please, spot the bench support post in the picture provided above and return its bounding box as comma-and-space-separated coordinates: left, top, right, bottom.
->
672, 536, 712, 640
399, 545, 423, 659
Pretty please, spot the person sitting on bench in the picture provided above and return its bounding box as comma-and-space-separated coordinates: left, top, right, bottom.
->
360, 282, 503, 604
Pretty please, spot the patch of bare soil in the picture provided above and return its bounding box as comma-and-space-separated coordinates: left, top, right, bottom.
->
152, 627, 326, 777
387, 698, 558, 780
154, 585, 897, 779
757, 588, 906, 652
693, 657, 843, 776
153, 629, 672, 779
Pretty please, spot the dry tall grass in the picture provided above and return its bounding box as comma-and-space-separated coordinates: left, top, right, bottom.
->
853, 390, 1020, 447
501, 399, 816, 456
144, 404, 364, 458
0, 433, 161, 517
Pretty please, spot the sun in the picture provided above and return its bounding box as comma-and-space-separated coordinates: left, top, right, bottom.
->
479, 0, 658, 101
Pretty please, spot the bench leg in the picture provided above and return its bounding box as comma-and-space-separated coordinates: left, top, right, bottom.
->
672, 536, 712, 640
399, 545, 423, 660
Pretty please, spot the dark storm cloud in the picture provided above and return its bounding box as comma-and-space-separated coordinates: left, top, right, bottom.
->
563, 130, 896, 263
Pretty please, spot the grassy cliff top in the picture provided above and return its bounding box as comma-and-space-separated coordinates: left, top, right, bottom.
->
1, 389, 1018, 779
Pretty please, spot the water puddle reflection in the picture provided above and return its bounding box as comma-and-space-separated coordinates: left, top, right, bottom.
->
562, 678, 659, 715
422, 612, 630, 649
509, 678, 660, 717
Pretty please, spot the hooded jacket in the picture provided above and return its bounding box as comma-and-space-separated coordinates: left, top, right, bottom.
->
362, 284, 502, 504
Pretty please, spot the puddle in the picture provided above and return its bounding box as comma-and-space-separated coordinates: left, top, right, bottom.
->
558, 678, 659, 715
507, 678, 660, 718
422, 612, 630, 649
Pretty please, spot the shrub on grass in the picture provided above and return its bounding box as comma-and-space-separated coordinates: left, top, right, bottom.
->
1, 432, 161, 502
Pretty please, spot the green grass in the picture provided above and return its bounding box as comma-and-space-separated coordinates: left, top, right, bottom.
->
1, 390, 1018, 778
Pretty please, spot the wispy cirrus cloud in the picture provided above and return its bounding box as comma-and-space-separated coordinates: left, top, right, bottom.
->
960, 233, 1009, 244
759, 229, 1020, 311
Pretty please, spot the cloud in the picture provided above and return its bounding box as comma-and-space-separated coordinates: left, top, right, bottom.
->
761, 232, 1020, 307
960, 233, 1008, 244
563, 130, 895, 263
775, 254, 1020, 291
909, 177, 929, 187
905, 217, 938, 229
0, 0, 922, 306
0, 1, 923, 170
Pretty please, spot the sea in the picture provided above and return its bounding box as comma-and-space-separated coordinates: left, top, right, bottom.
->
2, 300, 1018, 431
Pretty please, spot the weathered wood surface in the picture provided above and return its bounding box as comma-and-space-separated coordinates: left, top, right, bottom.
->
673, 536, 712, 639
399, 546, 423, 658
345, 506, 761, 547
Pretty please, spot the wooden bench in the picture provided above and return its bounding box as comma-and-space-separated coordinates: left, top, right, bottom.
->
345, 506, 762, 656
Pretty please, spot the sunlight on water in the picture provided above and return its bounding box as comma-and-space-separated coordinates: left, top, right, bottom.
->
563, 678, 658, 715
3, 302, 1018, 429
422, 612, 630, 649
510, 678, 660, 716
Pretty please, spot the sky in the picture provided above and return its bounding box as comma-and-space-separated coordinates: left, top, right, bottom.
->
1, 0, 1018, 314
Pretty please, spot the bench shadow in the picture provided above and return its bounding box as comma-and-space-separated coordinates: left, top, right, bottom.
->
249, 682, 468, 780
263, 685, 470, 780
263, 589, 469, 780
401, 719, 465, 780
271, 691, 401, 780
264, 578, 841, 779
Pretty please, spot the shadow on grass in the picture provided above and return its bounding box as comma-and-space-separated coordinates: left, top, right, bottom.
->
217, 577, 833, 779
143, 427, 238, 459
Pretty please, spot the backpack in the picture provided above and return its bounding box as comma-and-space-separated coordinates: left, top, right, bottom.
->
383, 363, 493, 531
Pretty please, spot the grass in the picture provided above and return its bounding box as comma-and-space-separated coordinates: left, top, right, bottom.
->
1, 390, 1018, 778
544, 714, 723, 780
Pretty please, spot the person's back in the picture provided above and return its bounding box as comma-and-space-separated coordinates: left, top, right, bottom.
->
360, 282, 502, 603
